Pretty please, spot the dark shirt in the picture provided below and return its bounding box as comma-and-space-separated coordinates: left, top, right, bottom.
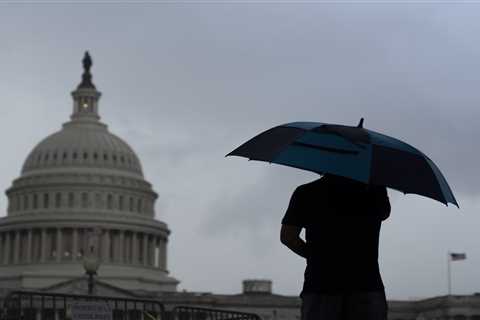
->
281, 175, 390, 294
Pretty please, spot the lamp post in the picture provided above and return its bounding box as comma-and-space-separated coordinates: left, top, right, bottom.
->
83, 245, 100, 295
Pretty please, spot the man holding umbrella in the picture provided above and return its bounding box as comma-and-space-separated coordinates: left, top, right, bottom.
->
280, 174, 390, 320
228, 119, 457, 320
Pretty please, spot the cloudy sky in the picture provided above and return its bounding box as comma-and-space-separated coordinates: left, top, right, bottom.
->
0, 3, 479, 300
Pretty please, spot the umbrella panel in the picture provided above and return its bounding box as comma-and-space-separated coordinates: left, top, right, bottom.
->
274, 143, 373, 183
424, 157, 458, 206
370, 145, 452, 205
295, 131, 364, 154
228, 126, 304, 161
314, 124, 371, 146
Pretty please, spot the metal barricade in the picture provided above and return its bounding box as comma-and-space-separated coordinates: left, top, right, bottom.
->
171, 306, 261, 320
2, 291, 166, 320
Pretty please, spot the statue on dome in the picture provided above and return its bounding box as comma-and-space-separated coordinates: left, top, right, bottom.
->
78, 51, 95, 89
83, 51, 92, 72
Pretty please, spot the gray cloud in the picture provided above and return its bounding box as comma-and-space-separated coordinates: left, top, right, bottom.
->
1, 3, 479, 299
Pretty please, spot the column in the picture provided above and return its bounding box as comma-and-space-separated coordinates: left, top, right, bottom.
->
4, 232, 11, 265
14, 230, 20, 264
27, 229, 33, 263
112, 230, 118, 263
157, 237, 163, 270
153, 236, 162, 269
131, 232, 138, 265
162, 238, 168, 271
40, 229, 47, 263
56, 228, 62, 262
125, 232, 131, 264
118, 230, 125, 264
0, 233, 3, 264
149, 236, 155, 266
103, 230, 110, 263
72, 228, 78, 261
145, 235, 151, 266
142, 233, 148, 266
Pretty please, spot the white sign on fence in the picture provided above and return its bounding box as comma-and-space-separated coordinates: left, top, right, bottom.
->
70, 301, 112, 320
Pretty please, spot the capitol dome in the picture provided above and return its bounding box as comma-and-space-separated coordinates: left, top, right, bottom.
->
22, 115, 143, 177
0, 52, 178, 294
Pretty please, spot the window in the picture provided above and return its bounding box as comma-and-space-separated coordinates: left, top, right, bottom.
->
68, 193, 75, 208
95, 193, 102, 209
107, 194, 113, 210
24, 195, 29, 210
125, 232, 132, 263
109, 230, 115, 261
12, 196, 18, 211
20, 231, 28, 262
77, 229, 85, 258
81, 192, 89, 208
8, 232, 14, 262
33, 194, 38, 209
138, 234, 144, 263
55, 193, 62, 208
129, 197, 134, 212
137, 199, 142, 213
43, 193, 49, 209
83, 152, 88, 160
32, 230, 41, 262
119, 196, 124, 211
48, 229, 57, 260
62, 229, 72, 260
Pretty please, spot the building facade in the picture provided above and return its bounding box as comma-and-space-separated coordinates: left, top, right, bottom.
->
0, 52, 178, 295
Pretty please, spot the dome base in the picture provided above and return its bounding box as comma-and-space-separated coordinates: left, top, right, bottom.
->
0, 263, 179, 293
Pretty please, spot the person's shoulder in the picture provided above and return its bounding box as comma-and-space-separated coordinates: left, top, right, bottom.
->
295, 177, 326, 193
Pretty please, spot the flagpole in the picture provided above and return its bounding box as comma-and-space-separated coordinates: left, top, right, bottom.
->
447, 251, 452, 296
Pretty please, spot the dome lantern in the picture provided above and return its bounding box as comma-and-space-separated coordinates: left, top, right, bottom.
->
70, 51, 102, 122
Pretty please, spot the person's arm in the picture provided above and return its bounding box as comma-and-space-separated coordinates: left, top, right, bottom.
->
372, 186, 391, 220
280, 224, 309, 259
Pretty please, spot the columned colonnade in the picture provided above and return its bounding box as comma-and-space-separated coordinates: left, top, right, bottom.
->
0, 227, 167, 270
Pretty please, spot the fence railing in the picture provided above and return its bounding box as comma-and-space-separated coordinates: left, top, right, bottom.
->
1, 291, 262, 320
2, 291, 166, 320
171, 306, 262, 320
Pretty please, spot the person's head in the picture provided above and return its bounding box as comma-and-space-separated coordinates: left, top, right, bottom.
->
322, 173, 366, 189
322, 173, 348, 183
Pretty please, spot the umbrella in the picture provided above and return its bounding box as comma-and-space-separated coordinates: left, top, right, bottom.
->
227, 119, 458, 207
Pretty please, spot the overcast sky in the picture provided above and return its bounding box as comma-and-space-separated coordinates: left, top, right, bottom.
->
0, 3, 479, 300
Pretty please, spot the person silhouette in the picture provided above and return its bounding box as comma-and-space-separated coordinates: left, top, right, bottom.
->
280, 174, 391, 320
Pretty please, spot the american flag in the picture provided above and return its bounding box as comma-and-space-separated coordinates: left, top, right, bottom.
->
450, 252, 467, 261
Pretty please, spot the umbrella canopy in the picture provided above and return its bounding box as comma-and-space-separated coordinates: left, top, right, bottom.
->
227, 119, 458, 207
